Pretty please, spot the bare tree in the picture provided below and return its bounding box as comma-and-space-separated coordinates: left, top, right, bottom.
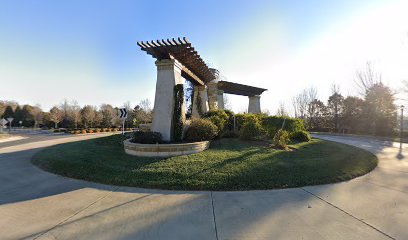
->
94, 109, 103, 127
31, 105, 43, 128
355, 62, 382, 95
328, 84, 344, 132
100, 104, 116, 127
68, 100, 81, 129
402, 80, 408, 99
49, 106, 63, 129
292, 96, 299, 118
81, 105, 96, 128
139, 99, 152, 112
292, 87, 317, 119
223, 95, 232, 110
276, 102, 288, 117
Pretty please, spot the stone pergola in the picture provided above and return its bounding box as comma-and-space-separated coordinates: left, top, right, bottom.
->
137, 37, 267, 141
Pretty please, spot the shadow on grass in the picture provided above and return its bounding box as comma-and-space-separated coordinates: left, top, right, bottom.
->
30, 137, 379, 191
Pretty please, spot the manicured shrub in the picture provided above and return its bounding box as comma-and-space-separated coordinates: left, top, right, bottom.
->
223, 109, 235, 131
185, 119, 218, 142
290, 130, 311, 142
273, 129, 290, 149
81, 129, 87, 134
74, 130, 81, 134
131, 131, 163, 144
262, 116, 305, 135
204, 110, 229, 135
95, 128, 101, 133
234, 113, 260, 130
208, 116, 226, 135
87, 129, 94, 133
113, 128, 119, 132
239, 120, 264, 141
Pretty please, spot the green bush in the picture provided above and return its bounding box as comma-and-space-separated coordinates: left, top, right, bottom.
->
290, 130, 311, 142
131, 131, 162, 144
185, 119, 218, 142
234, 113, 260, 130
273, 129, 290, 149
262, 116, 305, 136
222, 130, 239, 138
223, 109, 235, 131
239, 120, 264, 140
204, 110, 229, 135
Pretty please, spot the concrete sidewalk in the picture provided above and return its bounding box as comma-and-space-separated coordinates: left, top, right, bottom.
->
0, 134, 406, 239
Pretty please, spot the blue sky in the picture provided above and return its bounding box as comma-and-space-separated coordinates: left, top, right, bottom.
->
1, 0, 407, 112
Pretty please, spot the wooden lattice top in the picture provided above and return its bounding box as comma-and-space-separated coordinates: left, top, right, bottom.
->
137, 37, 215, 85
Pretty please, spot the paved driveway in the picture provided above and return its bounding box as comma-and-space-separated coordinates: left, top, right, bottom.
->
0, 133, 406, 240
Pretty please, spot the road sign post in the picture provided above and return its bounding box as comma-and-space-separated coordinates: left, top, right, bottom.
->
119, 108, 128, 135
6, 118, 13, 133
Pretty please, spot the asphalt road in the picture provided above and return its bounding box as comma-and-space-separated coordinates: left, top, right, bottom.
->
0, 133, 406, 240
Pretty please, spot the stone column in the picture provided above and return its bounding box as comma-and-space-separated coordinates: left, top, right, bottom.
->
207, 81, 218, 111
248, 95, 261, 114
191, 85, 209, 118
151, 59, 184, 141
217, 90, 224, 110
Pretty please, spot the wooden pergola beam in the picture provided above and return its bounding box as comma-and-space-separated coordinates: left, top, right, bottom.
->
137, 37, 216, 83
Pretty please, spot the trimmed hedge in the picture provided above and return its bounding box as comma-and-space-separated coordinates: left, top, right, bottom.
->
203, 110, 229, 136
234, 113, 261, 130
234, 114, 306, 137
131, 131, 162, 144
290, 130, 311, 142
239, 120, 264, 141
185, 119, 218, 142
262, 116, 305, 136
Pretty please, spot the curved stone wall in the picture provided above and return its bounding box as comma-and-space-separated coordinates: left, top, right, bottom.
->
123, 139, 210, 157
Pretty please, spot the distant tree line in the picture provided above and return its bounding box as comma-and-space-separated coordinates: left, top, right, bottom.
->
290, 63, 398, 136
0, 99, 153, 129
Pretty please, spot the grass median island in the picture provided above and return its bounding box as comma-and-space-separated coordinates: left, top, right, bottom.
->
31, 135, 378, 190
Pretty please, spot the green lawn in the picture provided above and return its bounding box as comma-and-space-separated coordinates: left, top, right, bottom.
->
32, 135, 378, 190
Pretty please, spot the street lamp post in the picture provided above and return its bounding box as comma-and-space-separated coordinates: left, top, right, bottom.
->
401, 105, 405, 142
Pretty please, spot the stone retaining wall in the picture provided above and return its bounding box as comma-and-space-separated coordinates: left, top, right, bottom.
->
123, 139, 210, 157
